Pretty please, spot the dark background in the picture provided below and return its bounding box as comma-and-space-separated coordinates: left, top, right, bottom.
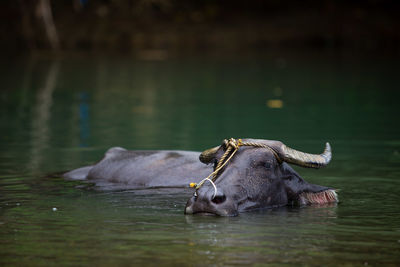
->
2, 0, 399, 55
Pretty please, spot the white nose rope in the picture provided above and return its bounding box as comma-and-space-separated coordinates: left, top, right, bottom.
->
194, 177, 218, 198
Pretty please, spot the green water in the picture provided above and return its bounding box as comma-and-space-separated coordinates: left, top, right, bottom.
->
1, 52, 399, 266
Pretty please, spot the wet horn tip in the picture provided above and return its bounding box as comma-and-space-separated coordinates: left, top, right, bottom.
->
323, 142, 332, 164
281, 141, 333, 168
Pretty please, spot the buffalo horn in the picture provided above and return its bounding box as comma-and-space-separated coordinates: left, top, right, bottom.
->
199, 146, 220, 164
281, 142, 331, 168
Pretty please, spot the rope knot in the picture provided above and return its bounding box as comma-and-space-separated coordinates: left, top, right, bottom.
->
227, 138, 242, 149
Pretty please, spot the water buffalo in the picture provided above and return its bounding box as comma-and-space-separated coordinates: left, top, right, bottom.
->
63, 138, 338, 216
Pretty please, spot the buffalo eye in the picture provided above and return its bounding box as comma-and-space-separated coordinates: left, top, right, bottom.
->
263, 161, 272, 169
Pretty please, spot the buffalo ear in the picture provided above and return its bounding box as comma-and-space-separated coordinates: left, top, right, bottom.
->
297, 189, 338, 205
285, 179, 338, 205
199, 145, 220, 164
281, 163, 338, 205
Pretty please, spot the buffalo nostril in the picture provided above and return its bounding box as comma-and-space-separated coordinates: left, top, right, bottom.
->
212, 195, 226, 204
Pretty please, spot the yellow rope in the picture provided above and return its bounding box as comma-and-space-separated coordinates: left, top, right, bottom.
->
239, 140, 282, 164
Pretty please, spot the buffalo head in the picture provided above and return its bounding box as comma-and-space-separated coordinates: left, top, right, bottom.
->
185, 138, 338, 216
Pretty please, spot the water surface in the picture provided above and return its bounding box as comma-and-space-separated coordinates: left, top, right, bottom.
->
1, 51, 399, 266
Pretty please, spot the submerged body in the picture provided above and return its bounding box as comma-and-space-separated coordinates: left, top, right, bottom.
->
64, 138, 338, 216
64, 147, 212, 188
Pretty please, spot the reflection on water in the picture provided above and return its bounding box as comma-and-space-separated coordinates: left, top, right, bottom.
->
0, 53, 399, 265
184, 205, 339, 265
266, 99, 283, 108
30, 61, 59, 173
79, 92, 90, 147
